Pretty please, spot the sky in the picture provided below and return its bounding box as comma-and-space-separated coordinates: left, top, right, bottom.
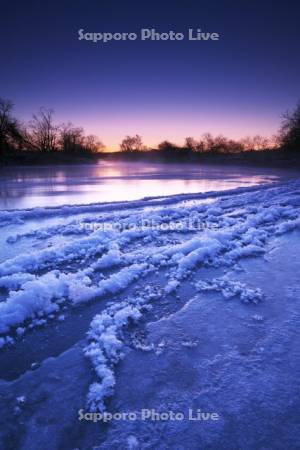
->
0, 0, 299, 151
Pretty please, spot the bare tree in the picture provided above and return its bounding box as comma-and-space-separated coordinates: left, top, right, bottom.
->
201, 133, 215, 152
59, 124, 105, 153
198, 133, 245, 153
226, 139, 244, 153
210, 134, 228, 153
120, 135, 144, 152
240, 135, 269, 151
184, 137, 198, 151
0, 99, 13, 145
252, 135, 269, 151
59, 123, 84, 152
0, 98, 24, 151
84, 135, 105, 153
279, 102, 300, 151
30, 108, 58, 151
240, 136, 253, 151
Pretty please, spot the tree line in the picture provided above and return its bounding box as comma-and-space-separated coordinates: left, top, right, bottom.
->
120, 133, 274, 154
119, 102, 300, 154
0, 99, 105, 155
1, 97, 300, 156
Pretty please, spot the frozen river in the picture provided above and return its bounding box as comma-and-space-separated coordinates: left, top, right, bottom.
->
0, 162, 300, 449
0, 161, 299, 210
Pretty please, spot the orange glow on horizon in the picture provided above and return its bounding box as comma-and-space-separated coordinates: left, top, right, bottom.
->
75, 114, 279, 153
30, 107, 279, 153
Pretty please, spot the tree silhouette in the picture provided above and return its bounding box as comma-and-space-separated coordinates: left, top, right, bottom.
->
120, 135, 144, 152
280, 102, 300, 151
30, 108, 58, 152
0, 98, 23, 151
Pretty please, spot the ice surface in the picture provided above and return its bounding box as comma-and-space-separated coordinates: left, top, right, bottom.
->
0, 176, 300, 449
0, 179, 300, 336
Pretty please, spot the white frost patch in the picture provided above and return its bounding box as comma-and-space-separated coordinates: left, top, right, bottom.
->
164, 280, 180, 294
196, 277, 263, 304
0, 273, 36, 290
0, 264, 148, 335
85, 301, 145, 411
175, 237, 223, 278
127, 435, 139, 449
0, 271, 67, 334
92, 249, 122, 270
252, 314, 264, 321
85, 285, 162, 412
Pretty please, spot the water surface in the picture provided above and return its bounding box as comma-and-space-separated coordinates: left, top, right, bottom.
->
0, 161, 298, 210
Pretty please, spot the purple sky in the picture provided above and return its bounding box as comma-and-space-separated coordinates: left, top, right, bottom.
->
0, 0, 299, 150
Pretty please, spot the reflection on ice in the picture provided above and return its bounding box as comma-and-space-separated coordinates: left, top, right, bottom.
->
0, 161, 297, 210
